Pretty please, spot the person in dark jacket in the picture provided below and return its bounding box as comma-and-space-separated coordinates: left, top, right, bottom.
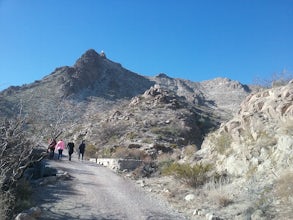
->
78, 140, 86, 160
67, 142, 75, 161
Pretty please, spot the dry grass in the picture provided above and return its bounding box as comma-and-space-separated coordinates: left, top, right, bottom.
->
204, 176, 233, 208
210, 192, 233, 208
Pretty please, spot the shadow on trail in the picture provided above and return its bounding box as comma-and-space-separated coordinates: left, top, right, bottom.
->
32, 159, 128, 220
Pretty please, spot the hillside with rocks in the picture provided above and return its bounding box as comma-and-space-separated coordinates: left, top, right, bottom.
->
0, 49, 250, 147
3, 49, 292, 219
75, 85, 220, 155
180, 80, 293, 219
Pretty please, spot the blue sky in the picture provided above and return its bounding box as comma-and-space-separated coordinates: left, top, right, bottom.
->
0, 0, 292, 91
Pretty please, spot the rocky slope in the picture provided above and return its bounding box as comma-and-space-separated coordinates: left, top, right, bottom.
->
199, 80, 293, 177
77, 85, 220, 153
185, 80, 293, 219
0, 49, 250, 147
121, 81, 292, 220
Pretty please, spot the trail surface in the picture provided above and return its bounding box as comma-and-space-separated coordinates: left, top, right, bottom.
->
32, 151, 186, 220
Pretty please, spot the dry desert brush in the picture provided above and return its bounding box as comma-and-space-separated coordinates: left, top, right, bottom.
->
0, 116, 46, 219
162, 162, 213, 188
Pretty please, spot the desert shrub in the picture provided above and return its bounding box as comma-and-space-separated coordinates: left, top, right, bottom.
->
0, 116, 46, 219
156, 153, 175, 173
162, 162, 213, 188
126, 132, 139, 140
97, 121, 128, 145
183, 145, 198, 157
151, 124, 187, 137
210, 192, 233, 207
212, 132, 232, 155
204, 177, 233, 208
142, 138, 153, 144
84, 144, 98, 158
112, 147, 147, 160
100, 147, 112, 158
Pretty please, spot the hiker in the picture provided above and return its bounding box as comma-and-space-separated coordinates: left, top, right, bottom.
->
56, 139, 65, 160
78, 140, 86, 160
48, 138, 57, 159
67, 142, 75, 161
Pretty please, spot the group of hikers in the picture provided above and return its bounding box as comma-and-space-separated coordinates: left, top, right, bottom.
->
48, 139, 86, 161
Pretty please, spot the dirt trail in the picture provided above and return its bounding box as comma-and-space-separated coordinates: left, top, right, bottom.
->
32, 151, 186, 220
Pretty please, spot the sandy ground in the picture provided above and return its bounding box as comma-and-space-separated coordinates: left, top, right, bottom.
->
32, 151, 187, 220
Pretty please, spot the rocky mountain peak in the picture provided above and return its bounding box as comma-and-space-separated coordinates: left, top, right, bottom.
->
155, 73, 172, 79
73, 49, 102, 69
51, 49, 154, 99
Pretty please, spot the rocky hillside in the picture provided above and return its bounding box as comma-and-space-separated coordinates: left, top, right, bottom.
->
75, 85, 220, 153
190, 80, 293, 219
0, 49, 251, 147
199, 80, 293, 177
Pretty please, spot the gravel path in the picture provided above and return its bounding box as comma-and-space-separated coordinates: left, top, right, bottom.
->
32, 152, 186, 220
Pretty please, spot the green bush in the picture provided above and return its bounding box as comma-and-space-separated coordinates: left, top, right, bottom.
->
162, 162, 213, 188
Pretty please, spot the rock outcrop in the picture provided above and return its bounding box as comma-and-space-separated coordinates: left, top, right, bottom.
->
199, 80, 293, 177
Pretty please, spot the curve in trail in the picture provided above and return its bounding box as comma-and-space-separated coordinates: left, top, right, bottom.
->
32, 154, 186, 220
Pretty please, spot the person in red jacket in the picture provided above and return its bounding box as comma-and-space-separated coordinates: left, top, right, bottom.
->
48, 139, 57, 159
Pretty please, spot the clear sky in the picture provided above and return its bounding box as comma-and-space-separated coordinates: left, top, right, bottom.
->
0, 0, 292, 91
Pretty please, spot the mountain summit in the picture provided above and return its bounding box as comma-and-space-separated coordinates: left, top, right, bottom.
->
53, 49, 154, 99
